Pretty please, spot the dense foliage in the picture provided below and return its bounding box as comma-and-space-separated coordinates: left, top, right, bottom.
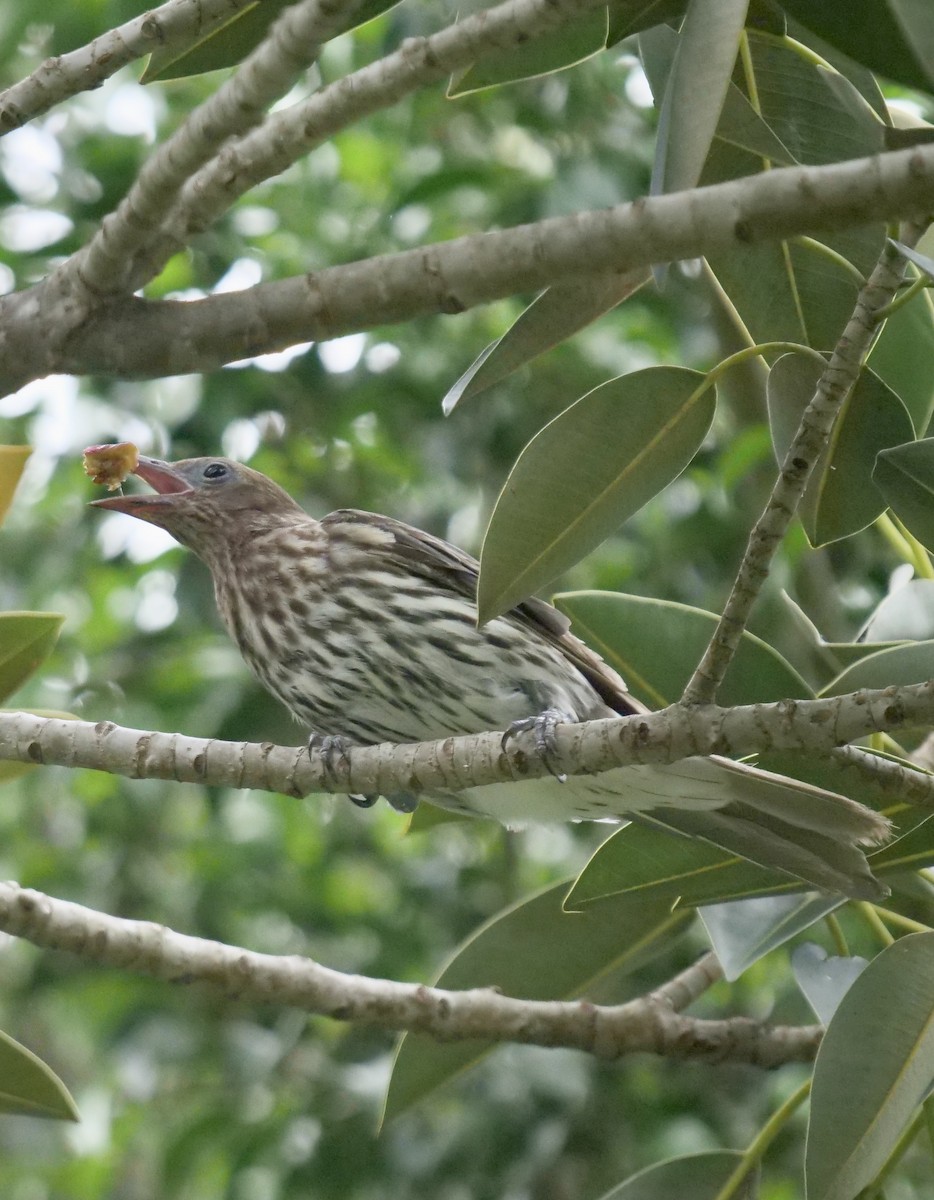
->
2, 2, 934, 1197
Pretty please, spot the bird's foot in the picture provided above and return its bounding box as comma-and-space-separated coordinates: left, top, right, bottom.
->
307, 732, 378, 808
501, 708, 571, 782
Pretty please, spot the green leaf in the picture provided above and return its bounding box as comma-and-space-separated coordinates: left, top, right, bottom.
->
874, 437, 934, 551
867, 281, 934, 435
478, 368, 716, 624
791, 942, 868, 1023
700, 893, 842, 981
780, 0, 934, 93
383, 880, 692, 1121
607, 0, 688, 47
773, 591, 905, 688
565, 821, 801, 911
442, 269, 649, 413
0, 613, 66, 704
821, 638, 934, 696
449, 8, 609, 96
703, 36, 885, 350
767, 355, 914, 546
555, 591, 812, 709
806, 932, 934, 1200
144, 0, 402, 82
0, 1029, 79, 1121
859, 579, 934, 643
715, 81, 798, 164
0, 446, 31, 528
596, 1150, 755, 1200
651, 0, 749, 197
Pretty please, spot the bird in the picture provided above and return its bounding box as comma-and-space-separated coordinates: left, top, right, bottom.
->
91, 454, 892, 899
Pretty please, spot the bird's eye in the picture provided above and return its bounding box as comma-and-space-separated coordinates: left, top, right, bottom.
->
202, 462, 228, 481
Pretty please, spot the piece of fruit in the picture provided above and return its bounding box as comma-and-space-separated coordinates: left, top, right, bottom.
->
83, 443, 140, 491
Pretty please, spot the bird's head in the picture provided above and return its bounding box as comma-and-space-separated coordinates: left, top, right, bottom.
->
91, 455, 307, 560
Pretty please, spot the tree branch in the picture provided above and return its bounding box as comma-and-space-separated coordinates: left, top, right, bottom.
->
681, 224, 926, 704
0, 882, 821, 1065
122, 0, 615, 293
1, 681, 933, 801
39, 144, 934, 384
62, 0, 361, 300
0, 0, 255, 134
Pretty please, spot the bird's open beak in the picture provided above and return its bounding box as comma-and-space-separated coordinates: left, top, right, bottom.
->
90, 456, 192, 515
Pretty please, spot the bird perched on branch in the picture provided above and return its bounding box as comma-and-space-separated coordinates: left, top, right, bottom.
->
91, 454, 891, 898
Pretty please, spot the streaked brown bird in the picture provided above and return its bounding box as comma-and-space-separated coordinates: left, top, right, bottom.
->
93, 455, 891, 898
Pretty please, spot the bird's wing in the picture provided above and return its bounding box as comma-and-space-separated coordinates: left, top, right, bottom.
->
323, 508, 642, 715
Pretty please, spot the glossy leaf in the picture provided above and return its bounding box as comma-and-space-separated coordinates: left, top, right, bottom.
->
703, 36, 885, 350
773, 591, 904, 687
0, 613, 66, 704
143, 0, 401, 82
0, 446, 30, 527
715, 81, 798, 164
640, 23, 796, 166
596, 1150, 754, 1200
867, 281, 934, 435
449, 9, 608, 96
791, 943, 868, 1023
874, 437, 934, 550
384, 880, 692, 1121
781, 0, 934, 93
806, 933, 934, 1200
442, 268, 649, 413
859, 579, 934, 643
607, 0, 688, 47
651, 0, 748, 198
767, 355, 913, 546
555, 591, 812, 709
478, 368, 716, 624
0, 1029, 78, 1121
565, 821, 800, 911
821, 638, 934, 696
700, 893, 841, 981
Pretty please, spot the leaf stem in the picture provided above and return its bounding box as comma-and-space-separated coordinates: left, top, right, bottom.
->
873, 271, 930, 322
871, 908, 933, 936
824, 913, 849, 957
858, 902, 896, 947
710, 1076, 812, 1200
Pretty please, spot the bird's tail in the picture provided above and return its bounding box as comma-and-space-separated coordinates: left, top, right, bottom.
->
451, 755, 891, 899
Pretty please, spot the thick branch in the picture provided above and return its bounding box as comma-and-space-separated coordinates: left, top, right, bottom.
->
0, 883, 820, 1065
681, 225, 925, 704
1, 682, 932, 800
34, 144, 934, 383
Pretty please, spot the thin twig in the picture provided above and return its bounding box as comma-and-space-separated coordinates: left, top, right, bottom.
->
61, 0, 363, 300
681, 224, 927, 705
0, 0, 254, 134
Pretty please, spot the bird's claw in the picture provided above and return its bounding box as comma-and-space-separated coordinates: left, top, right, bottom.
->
501, 708, 570, 782
385, 791, 419, 814
307, 732, 379, 809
